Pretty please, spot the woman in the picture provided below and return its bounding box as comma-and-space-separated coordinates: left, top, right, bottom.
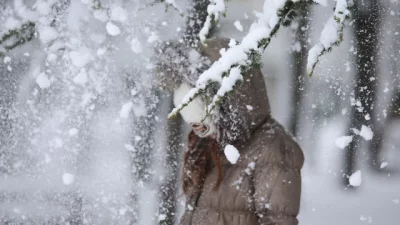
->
156, 38, 304, 225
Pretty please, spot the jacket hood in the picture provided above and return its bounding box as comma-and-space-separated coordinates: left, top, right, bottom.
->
206, 38, 271, 145
154, 38, 271, 145
154, 41, 211, 91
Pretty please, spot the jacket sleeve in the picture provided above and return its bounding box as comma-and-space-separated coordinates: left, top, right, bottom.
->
252, 136, 304, 225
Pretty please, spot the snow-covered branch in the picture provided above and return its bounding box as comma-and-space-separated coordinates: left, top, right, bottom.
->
199, 0, 226, 43
160, 0, 184, 15
167, 0, 351, 119
0, 21, 35, 56
307, 0, 352, 77
169, 0, 308, 119
206, 66, 243, 117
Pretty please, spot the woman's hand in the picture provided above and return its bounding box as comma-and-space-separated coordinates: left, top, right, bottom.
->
191, 123, 212, 138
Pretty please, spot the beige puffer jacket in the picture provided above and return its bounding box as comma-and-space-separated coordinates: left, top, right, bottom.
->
157, 38, 304, 225
180, 116, 304, 225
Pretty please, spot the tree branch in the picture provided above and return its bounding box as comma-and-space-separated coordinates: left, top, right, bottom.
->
307, 0, 352, 77
168, 0, 310, 119
0, 22, 36, 56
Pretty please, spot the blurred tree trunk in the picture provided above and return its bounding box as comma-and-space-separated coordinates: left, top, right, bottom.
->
0, 67, 14, 174
344, 0, 383, 184
370, 3, 400, 172
158, 0, 209, 223
183, 0, 210, 46
158, 100, 183, 225
129, 86, 161, 223
289, 4, 310, 136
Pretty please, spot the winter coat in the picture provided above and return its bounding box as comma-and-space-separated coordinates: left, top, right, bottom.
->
156, 38, 304, 225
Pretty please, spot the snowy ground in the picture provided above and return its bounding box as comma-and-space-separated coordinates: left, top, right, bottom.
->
298, 119, 400, 225
301, 171, 400, 225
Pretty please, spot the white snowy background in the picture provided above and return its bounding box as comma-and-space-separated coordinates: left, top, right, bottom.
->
0, 0, 399, 225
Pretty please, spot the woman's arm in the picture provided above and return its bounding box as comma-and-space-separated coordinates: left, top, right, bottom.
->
252, 136, 304, 225
253, 165, 302, 225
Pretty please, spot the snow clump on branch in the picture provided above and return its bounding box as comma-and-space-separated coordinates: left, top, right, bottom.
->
307, 0, 352, 76
199, 0, 226, 43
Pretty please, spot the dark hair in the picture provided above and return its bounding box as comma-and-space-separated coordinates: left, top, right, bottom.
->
182, 131, 222, 194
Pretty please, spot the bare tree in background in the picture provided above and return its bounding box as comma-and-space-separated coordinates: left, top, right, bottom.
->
289, 4, 311, 136
158, 106, 182, 225
370, 3, 400, 173
158, 1, 209, 224
344, 0, 383, 184
183, 0, 211, 47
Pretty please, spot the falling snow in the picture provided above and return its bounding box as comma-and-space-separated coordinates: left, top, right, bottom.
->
106, 21, 121, 36
62, 173, 75, 185
335, 136, 353, 149
1, 0, 399, 224
359, 125, 373, 141
349, 170, 362, 187
224, 144, 240, 164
